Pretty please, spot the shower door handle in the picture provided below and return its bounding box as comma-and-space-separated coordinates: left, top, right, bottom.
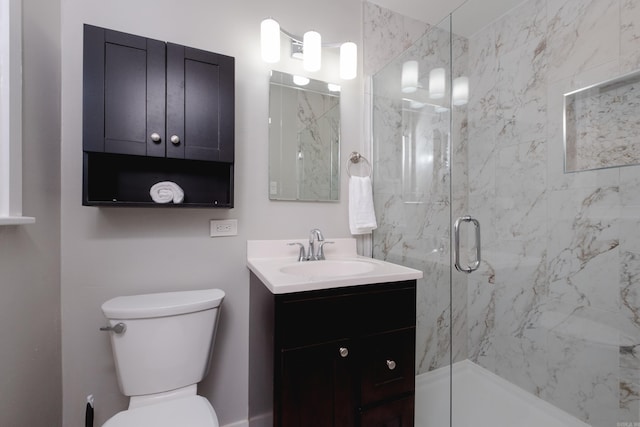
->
453, 216, 481, 273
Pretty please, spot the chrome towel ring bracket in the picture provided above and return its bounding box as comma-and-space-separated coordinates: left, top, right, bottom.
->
346, 151, 372, 178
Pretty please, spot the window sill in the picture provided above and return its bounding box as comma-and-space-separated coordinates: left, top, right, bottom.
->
0, 216, 35, 225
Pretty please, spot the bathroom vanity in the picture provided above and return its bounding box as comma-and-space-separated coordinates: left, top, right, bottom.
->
247, 239, 422, 427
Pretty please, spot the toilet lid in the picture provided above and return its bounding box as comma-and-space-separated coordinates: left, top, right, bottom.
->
102, 396, 218, 427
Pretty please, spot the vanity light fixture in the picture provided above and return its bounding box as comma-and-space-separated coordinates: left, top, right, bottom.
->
303, 30, 321, 72
260, 18, 358, 80
261, 18, 281, 63
340, 42, 357, 80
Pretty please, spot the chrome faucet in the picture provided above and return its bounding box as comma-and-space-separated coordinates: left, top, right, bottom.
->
307, 228, 324, 261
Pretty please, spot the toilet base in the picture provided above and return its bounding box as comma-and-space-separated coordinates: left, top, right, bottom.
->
103, 395, 218, 427
129, 384, 197, 409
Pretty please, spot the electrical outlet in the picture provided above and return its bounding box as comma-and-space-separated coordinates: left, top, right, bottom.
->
210, 219, 238, 237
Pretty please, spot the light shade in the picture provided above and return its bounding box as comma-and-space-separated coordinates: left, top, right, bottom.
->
429, 67, 446, 99
401, 60, 419, 93
452, 76, 469, 106
303, 30, 321, 72
340, 42, 357, 80
261, 19, 280, 63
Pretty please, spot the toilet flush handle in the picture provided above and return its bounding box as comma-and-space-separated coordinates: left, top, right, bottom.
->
99, 322, 126, 334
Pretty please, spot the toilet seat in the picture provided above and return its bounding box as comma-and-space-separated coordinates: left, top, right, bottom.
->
102, 396, 218, 427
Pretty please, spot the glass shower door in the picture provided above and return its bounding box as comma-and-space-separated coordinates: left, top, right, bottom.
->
372, 0, 640, 426
371, 13, 456, 427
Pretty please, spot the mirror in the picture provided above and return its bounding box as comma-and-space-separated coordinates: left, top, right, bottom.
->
268, 70, 341, 202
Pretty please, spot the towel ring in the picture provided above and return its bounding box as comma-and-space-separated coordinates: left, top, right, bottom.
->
346, 152, 372, 178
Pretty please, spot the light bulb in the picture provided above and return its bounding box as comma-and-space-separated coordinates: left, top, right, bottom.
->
340, 42, 357, 80
303, 30, 321, 72
429, 67, 446, 99
260, 19, 280, 63
401, 60, 419, 93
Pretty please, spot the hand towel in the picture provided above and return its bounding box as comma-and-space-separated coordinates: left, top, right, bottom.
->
150, 181, 184, 204
349, 176, 377, 235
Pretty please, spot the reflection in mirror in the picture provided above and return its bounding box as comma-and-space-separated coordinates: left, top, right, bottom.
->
269, 70, 340, 202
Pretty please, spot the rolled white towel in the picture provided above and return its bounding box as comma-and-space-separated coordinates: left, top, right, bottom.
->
149, 181, 184, 204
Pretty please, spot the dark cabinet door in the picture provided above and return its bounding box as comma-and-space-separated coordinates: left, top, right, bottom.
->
84, 26, 234, 162
280, 341, 355, 427
83, 25, 166, 157
359, 329, 416, 407
359, 396, 415, 427
166, 43, 235, 162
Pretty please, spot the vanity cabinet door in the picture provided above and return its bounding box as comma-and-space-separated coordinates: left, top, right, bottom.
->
359, 396, 415, 427
83, 25, 166, 157
280, 341, 355, 427
359, 328, 416, 407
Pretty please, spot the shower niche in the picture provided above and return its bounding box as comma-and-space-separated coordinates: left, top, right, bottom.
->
564, 69, 640, 173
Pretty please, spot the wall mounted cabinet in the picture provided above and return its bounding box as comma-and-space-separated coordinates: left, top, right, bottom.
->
249, 276, 417, 427
82, 24, 234, 207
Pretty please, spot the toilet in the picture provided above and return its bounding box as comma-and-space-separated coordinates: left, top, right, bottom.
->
100, 288, 225, 427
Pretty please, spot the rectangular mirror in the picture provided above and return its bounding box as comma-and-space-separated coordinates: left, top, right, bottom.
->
564, 69, 640, 173
268, 70, 340, 202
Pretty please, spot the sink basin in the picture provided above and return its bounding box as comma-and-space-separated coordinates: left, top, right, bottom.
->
247, 238, 423, 294
280, 259, 377, 278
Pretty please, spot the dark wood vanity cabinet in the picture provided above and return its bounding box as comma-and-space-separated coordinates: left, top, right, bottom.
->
249, 276, 417, 427
82, 24, 234, 207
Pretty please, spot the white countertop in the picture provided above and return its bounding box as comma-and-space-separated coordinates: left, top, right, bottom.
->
247, 238, 423, 294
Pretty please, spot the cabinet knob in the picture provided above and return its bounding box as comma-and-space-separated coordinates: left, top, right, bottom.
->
339, 347, 349, 358
171, 135, 181, 145
150, 132, 161, 143
386, 360, 396, 370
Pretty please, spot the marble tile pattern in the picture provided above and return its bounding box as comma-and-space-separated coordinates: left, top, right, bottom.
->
366, 0, 640, 425
297, 89, 340, 201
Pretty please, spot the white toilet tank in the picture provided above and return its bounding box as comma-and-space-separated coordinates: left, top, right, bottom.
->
101, 288, 225, 397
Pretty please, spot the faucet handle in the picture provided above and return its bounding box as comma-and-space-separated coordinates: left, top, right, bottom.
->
317, 241, 334, 261
287, 242, 307, 262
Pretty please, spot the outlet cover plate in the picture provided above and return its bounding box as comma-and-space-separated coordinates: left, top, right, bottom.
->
210, 219, 238, 237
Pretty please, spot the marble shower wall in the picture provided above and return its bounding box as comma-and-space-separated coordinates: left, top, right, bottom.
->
366, 0, 640, 425
466, 0, 640, 425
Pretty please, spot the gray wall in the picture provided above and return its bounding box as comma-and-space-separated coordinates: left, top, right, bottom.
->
60, 0, 363, 426
0, 0, 62, 425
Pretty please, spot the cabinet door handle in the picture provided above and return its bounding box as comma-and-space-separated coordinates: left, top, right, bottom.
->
170, 135, 181, 145
339, 347, 349, 358
386, 359, 396, 370
150, 132, 161, 143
